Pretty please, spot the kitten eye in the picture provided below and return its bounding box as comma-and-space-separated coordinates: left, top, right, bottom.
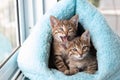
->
68, 27, 72, 31
72, 48, 77, 51
54, 30, 58, 34
82, 46, 88, 51
59, 28, 63, 31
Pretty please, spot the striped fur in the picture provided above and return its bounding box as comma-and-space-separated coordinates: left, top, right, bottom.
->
50, 15, 79, 74
66, 30, 98, 75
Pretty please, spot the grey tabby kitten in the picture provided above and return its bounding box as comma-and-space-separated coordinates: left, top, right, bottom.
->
65, 30, 98, 75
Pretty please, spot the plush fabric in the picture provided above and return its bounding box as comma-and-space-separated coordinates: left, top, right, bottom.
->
17, 0, 120, 80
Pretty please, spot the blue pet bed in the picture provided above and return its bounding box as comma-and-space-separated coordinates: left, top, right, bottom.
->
17, 0, 120, 80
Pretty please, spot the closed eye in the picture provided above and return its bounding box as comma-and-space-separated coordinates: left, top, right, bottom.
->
68, 27, 72, 31
59, 27, 63, 31
54, 30, 58, 34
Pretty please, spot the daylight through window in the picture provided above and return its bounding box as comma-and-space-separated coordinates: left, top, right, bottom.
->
0, 0, 19, 65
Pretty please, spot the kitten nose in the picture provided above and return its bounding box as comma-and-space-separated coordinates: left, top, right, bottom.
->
65, 31, 68, 36
80, 54, 82, 57
79, 54, 82, 57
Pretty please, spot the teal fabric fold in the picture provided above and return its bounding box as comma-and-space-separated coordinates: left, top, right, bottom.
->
17, 0, 120, 80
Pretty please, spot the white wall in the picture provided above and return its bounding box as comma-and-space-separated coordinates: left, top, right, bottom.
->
99, 0, 120, 36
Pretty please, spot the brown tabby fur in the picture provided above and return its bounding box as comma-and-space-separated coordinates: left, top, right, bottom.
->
65, 30, 98, 75
50, 15, 97, 75
50, 15, 79, 74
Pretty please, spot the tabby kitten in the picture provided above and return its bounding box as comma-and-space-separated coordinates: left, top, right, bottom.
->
50, 15, 79, 74
65, 30, 97, 75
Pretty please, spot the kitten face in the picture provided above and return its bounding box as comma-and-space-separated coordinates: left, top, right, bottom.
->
67, 30, 90, 60
50, 15, 78, 42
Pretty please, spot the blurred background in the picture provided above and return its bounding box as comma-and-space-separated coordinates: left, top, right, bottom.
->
0, 0, 18, 64
89, 0, 120, 36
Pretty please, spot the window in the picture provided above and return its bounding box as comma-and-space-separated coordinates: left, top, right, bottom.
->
0, 0, 20, 79
0, 0, 57, 79
0, 0, 20, 67
18, 0, 57, 35
89, 0, 120, 36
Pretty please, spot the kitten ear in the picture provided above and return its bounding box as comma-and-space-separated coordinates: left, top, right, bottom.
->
81, 30, 90, 43
50, 16, 59, 28
70, 15, 79, 28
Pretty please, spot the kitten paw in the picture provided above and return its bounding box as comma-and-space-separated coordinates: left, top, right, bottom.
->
69, 68, 79, 75
64, 70, 70, 75
64, 69, 79, 75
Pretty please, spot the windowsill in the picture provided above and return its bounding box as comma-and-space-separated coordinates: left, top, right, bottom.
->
0, 48, 19, 80
0, 46, 20, 68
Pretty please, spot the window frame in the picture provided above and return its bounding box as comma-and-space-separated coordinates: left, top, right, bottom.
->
0, 0, 21, 68
0, 0, 44, 79
0, 0, 22, 79
0, 0, 58, 79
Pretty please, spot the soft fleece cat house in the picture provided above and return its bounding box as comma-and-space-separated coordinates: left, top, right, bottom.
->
17, 0, 120, 80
